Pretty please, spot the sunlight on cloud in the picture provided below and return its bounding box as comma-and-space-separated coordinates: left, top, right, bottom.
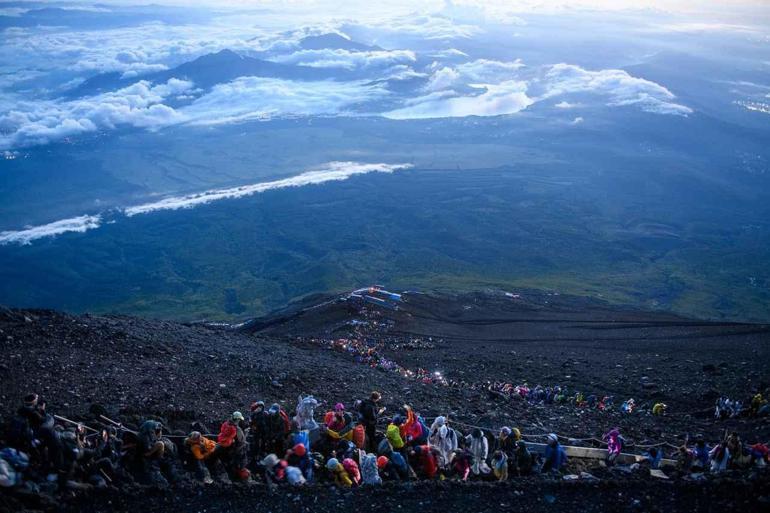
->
179, 77, 389, 125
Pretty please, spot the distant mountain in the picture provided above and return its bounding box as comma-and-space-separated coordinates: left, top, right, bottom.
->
298, 33, 382, 52
68, 49, 353, 97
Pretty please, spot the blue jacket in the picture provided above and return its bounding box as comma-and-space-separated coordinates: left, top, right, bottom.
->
544, 443, 567, 471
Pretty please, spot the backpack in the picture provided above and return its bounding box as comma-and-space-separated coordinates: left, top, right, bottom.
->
279, 410, 291, 434
352, 425, 366, 449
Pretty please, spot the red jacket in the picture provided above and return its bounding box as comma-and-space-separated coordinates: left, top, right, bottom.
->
218, 421, 237, 447
417, 445, 438, 478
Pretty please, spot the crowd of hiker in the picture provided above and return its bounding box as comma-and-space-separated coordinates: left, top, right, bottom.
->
2, 391, 769, 492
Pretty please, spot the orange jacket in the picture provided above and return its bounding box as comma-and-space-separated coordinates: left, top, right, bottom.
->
188, 436, 216, 460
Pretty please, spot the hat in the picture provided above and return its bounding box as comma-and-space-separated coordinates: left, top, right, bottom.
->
188, 431, 202, 441
501, 426, 512, 436
326, 457, 339, 470
434, 416, 446, 427
547, 433, 558, 443
269, 403, 280, 414
261, 454, 279, 468
23, 393, 38, 406
293, 443, 306, 457
377, 456, 388, 469
250, 401, 265, 412
334, 403, 345, 412
371, 391, 381, 401
392, 415, 404, 425
512, 427, 521, 440
472, 428, 482, 438
232, 411, 244, 421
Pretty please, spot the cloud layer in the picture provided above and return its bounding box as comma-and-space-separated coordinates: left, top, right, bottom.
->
0, 162, 412, 245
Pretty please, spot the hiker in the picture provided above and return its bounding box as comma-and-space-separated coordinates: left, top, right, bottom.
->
750, 443, 769, 467
643, 447, 663, 470
400, 405, 428, 447
448, 449, 473, 481
541, 433, 566, 474
248, 401, 268, 462
496, 427, 520, 476
137, 420, 176, 486
709, 441, 730, 473
260, 454, 286, 485
603, 428, 623, 467
185, 431, 215, 484
491, 450, 508, 481
325, 403, 355, 443
265, 404, 291, 456
360, 453, 382, 485
216, 411, 248, 480
652, 403, 667, 416
13, 394, 60, 473
343, 457, 361, 485
466, 428, 491, 477
410, 445, 440, 479
621, 398, 636, 414
428, 416, 458, 468
359, 392, 384, 452
514, 441, 533, 476
326, 457, 353, 487
284, 443, 313, 482
385, 422, 405, 454
692, 436, 711, 471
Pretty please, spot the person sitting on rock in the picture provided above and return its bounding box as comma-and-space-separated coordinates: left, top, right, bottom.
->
14, 394, 60, 474
360, 453, 382, 485
491, 450, 508, 481
541, 433, 566, 474
466, 428, 491, 477
428, 416, 458, 468
326, 457, 352, 487
652, 403, 667, 416
400, 405, 428, 447
642, 447, 663, 470
324, 403, 355, 441
284, 443, 313, 482
138, 420, 176, 486
260, 453, 286, 485
709, 441, 730, 473
409, 445, 440, 480
185, 431, 216, 484
692, 436, 710, 471
514, 440, 533, 476
603, 428, 624, 467
448, 449, 473, 481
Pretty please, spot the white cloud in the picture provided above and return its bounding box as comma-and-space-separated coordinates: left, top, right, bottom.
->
571, 116, 584, 124
179, 76, 388, 125
270, 48, 417, 70
423, 59, 525, 92
0, 78, 193, 149
0, 215, 102, 246
0, 162, 412, 245
384, 80, 533, 119
541, 63, 692, 115
124, 161, 412, 216
555, 100, 579, 108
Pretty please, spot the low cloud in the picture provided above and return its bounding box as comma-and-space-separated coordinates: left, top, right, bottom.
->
179, 76, 388, 125
384, 80, 533, 119
541, 63, 692, 115
125, 161, 413, 216
0, 215, 102, 246
0, 79, 193, 149
270, 48, 416, 70
0, 162, 412, 245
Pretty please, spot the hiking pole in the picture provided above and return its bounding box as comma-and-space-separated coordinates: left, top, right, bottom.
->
100, 415, 138, 435
54, 414, 99, 433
